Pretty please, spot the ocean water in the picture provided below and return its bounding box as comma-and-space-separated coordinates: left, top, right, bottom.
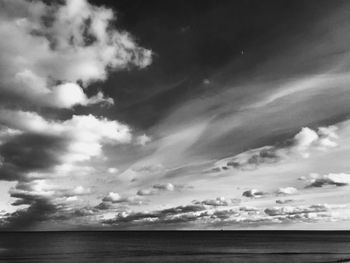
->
0, 231, 349, 263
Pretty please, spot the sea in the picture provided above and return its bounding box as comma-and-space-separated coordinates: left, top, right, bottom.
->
0, 231, 349, 263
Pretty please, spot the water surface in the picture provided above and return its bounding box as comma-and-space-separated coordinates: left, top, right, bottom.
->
0, 231, 349, 262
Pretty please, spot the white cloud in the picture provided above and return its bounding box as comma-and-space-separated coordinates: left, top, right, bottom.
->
107, 168, 119, 174
293, 127, 338, 157
276, 187, 298, 195
103, 192, 121, 202
101, 192, 146, 206
137, 183, 191, 196
0, 0, 152, 108
72, 186, 91, 195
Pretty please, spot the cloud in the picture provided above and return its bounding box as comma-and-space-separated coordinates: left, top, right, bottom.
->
0, 0, 152, 108
136, 183, 191, 196
100, 199, 350, 229
107, 167, 119, 174
153, 183, 176, 191
0, 110, 132, 181
72, 186, 91, 195
276, 187, 298, 195
211, 125, 338, 172
8, 180, 91, 207
102, 192, 121, 202
99, 194, 350, 228
136, 188, 158, 196
276, 199, 295, 204
242, 189, 266, 198
294, 127, 338, 158
0, 110, 133, 228
101, 192, 146, 206
103, 204, 206, 226
305, 173, 350, 188
1, 198, 58, 230
264, 204, 329, 217
0, 179, 94, 229
192, 197, 240, 207
0, 133, 67, 181
135, 134, 152, 146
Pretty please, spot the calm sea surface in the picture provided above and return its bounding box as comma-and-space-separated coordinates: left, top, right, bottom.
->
0, 231, 349, 263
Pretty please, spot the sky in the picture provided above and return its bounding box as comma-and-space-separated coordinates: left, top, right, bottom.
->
1, 0, 350, 230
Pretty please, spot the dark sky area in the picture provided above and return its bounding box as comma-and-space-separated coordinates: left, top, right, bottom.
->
86, 0, 339, 130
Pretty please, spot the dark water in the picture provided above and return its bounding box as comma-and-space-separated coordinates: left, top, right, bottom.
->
0, 231, 350, 263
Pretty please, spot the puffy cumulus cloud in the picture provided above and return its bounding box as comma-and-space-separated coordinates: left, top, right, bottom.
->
276, 187, 298, 195
242, 189, 266, 198
293, 127, 338, 158
210, 125, 338, 172
0, 110, 132, 181
192, 197, 240, 207
102, 192, 121, 202
100, 192, 146, 207
136, 183, 192, 196
305, 173, 350, 188
0, 0, 152, 108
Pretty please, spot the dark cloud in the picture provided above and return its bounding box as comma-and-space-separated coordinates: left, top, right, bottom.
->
208, 125, 338, 173
242, 189, 266, 198
276, 199, 294, 204
1, 199, 58, 230
305, 173, 350, 188
0, 133, 67, 181
227, 147, 281, 171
